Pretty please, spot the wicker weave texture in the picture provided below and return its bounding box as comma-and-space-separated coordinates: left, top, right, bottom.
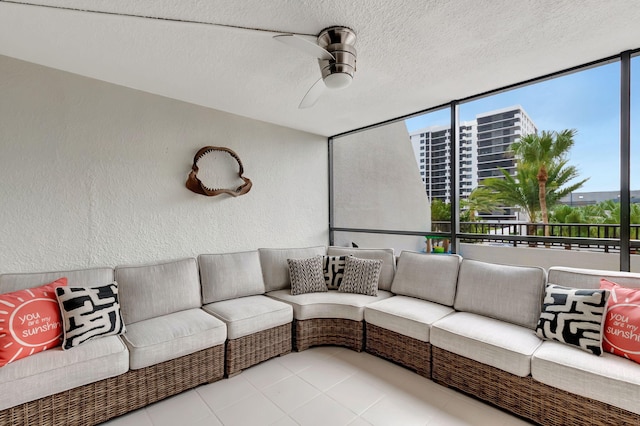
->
0, 345, 224, 426
532, 376, 640, 426
432, 346, 640, 425
365, 323, 431, 378
295, 318, 363, 352
226, 323, 292, 376
431, 346, 541, 423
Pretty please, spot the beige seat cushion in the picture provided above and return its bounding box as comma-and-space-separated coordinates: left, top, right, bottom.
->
268, 289, 392, 321
364, 295, 454, 342
122, 308, 227, 370
532, 340, 640, 415
0, 335, 128, 410
431, 312, 542, 377
203, 295, 292, 340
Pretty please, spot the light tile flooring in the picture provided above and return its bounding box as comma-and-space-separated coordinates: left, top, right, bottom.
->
101, 347, 532, 426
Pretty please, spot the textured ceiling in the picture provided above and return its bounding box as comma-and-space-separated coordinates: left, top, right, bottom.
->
1, 0, 639, 136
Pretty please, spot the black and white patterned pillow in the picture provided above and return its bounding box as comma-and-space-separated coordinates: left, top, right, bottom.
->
323, 255, 347, 290
55, 282, 126, 350
287, 256, 328, 295
535, 284, 609, 355
338, 256, 382, 296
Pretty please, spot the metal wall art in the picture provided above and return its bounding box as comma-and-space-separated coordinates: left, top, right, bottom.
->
186, 146, 252, 197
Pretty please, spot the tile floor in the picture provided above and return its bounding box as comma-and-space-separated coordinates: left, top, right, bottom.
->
101, 347, 533, 426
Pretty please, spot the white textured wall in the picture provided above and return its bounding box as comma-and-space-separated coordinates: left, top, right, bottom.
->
0, 55, 328, 273
332, 121, 430, 252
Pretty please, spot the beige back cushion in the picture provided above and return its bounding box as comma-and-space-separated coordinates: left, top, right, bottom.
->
391, 251, 461, 306
259, 246, 327, 292
454, 259, 546, 330
0, 267, 114, 293
115, 258, 201, 325
327, 247, 396, 291
199, 250, 265, 303
548, 266, 640, 289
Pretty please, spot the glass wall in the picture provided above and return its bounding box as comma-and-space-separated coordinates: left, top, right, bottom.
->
631, 54, 640, 260
331, 50, 639, 269
455, 62, 622, 252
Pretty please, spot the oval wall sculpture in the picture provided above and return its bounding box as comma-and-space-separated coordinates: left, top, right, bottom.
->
186, 146, 252, 197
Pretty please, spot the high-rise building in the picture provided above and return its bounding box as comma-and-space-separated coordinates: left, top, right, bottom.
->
409, 105, 537, 218
410, 122, 476, 204
476, 106, 537, 184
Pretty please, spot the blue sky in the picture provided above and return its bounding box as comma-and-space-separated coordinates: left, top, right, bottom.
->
405, 58, 640, 192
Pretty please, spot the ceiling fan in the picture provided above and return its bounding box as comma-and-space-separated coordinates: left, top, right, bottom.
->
274, 26, 357, 109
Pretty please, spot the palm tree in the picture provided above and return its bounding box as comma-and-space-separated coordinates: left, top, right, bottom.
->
482, 162, 541, 222
510, 129, 577, 236
461, 187, 502, 222
483, 159, 587, 237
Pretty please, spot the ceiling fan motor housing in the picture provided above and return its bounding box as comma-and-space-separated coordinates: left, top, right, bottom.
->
318, 26, 356, 89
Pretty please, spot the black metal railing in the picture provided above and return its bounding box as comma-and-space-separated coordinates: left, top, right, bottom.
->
432, 221, 640, 253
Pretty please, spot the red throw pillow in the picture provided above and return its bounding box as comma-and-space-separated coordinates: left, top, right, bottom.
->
600, 278, 640, 362
0, 278, 68, 367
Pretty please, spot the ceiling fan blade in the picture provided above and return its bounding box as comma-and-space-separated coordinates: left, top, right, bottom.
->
299, 78, 326, 109
273, 34, 334, 60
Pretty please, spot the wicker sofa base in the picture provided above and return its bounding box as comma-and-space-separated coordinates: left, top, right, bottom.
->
0, 344, 225, 426
531, 373, 640, 426
431, 346, 541, 423
295, 318, 363, 352
226, 323, 292, 376
432, 346, 640, 425
365, 323, 431, 377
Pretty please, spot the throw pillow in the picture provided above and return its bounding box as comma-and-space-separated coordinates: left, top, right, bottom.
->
600, 278, 640, 362
338, 256, 382, 296
55, 282, 125, 350
0, 277, 68, 367
323, 255, 347, 290
535, 284, 609, 355
287, 256, 328, 296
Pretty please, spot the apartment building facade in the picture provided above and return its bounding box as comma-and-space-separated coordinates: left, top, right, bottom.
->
410, 105, 537, 218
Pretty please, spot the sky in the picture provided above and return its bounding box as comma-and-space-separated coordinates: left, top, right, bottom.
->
404, 57, 640, 193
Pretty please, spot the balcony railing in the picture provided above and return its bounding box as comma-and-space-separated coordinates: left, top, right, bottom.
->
432, 221, 640, 253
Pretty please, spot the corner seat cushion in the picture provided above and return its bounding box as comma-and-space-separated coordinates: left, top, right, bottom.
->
327, 247, 396, 291
267, 289, 393, 321
121, 308, 227, 370
0, 335, 128, 410
364, 295, 454, 342
430, 311, 542, 377
531, 340, 640, 415
202, 295, 293, 340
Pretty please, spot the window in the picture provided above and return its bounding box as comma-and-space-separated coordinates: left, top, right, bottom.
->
330, 50, 639, 269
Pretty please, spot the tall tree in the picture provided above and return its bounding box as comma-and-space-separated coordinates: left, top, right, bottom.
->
483, 159, 587, 223
510, 129, 577, 236
461, 187, 502, 222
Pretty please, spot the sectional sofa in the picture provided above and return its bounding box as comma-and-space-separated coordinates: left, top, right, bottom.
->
0, 246, 639, 426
